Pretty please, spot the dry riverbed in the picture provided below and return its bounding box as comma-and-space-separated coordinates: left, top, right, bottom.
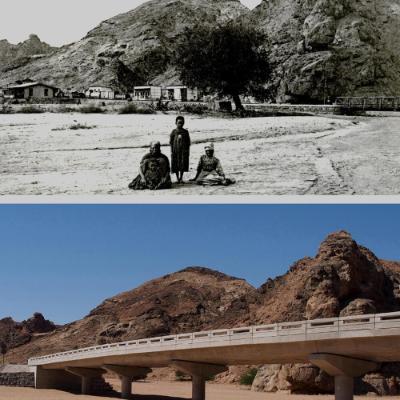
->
0, 112, 399, 195
0, 380, 394, 400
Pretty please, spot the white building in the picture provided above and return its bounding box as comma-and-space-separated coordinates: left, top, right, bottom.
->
85, 86, 115, 100
165, 86, 199, 102
133, 86, 162, 100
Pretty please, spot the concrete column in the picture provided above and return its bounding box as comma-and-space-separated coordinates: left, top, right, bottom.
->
65, 367, 104, 395
309, 353, 379, 400
120, 376, 132, 399
335, 375, 354, 400
192, 375, 206, 400
81, 376, 91, 395
171, 360, 228, 400
103, 364, 151, 399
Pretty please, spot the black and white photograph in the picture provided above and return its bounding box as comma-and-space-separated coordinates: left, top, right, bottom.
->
0, 0, 399, 195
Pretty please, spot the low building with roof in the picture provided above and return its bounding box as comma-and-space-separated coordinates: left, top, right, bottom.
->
164, 85, 199, 101
149, 68, 202, 102
133, 86, 162, 100
85, 86, 115, 100
4, 82, 59, 99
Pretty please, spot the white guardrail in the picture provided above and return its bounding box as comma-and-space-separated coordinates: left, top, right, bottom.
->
29, 311, 400, 365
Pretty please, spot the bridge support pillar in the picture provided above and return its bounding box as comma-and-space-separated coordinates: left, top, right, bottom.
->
171, 360, 228, 400
309, 353, 379, 400
81, 376, 90, 395
103, 365, 151, 399
34, 366, 81, 391
192, 375, 206, 400
65, 367, 104, 395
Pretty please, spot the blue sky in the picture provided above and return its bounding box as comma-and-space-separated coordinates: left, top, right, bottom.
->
0, 0, 261, 47
1, 204, 399, 324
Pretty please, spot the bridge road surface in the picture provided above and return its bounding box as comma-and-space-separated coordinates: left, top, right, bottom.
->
28, 312, 400, 400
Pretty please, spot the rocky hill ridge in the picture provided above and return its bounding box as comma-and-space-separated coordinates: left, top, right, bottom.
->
247, 0, 400, 101
0, 313, 57, 352
1, 0, 399, 100
0, 34, 56, 73
0, 0, 248, 91
3, 231, 400, 395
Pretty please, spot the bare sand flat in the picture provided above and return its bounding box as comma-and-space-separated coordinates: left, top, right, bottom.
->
0, 381, 395, 400
0, 112, 399, 195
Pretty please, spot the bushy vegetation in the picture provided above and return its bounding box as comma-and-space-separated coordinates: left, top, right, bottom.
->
55, 106, 77, 113
239, 368, 258, 385
173, 21, 270, 111
0, 105, 12, 114
17, 105, 45, 114
181, 103, 209, 114
52, 123, 97, 131
118, 103, 155, 114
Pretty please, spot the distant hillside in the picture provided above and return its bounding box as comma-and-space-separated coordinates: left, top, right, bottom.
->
4, 266, 257, 363
0, 34, 56, 73
0, 0, 248, 92
0, 313, 56, 352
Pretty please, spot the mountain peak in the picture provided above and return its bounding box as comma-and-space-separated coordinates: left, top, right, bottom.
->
27, 34, 41, 42
176, 266, 243, 281
316, 230, 358, 261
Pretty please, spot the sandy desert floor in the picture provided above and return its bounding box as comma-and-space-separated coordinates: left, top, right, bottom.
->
0, 111, 399, 195
0, 380, 395, 400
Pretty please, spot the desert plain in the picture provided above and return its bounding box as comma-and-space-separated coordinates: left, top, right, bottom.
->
0, 380, 395, 400
0, 111, 399, 195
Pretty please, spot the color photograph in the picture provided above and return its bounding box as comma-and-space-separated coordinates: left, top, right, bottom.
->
1, 204, 400, 400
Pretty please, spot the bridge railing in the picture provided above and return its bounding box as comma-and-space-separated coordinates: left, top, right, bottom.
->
28, 311, 400, 365
335, 97, 400, 110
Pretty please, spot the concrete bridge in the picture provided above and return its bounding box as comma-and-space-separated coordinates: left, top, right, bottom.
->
28, 311, 400, 400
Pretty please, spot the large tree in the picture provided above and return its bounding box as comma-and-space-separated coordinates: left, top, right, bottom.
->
173, 21, 270, 110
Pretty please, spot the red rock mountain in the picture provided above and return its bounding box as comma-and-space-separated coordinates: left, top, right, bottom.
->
0, 313, 56, 353
4, 231, 400, 394
253, 230, 400, 324
5, 267, 257, 363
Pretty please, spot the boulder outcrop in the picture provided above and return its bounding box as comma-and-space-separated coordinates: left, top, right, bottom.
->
247, 0, 400, 102
0, 313, 56, 353
0, 34, 56, 73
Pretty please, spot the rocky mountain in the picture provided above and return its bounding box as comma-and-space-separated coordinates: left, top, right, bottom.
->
247, 0, 400, 102
0, 313, 56, 353
4, 267, 257, 363
252, 230, 400, 324
1, 0, 399, 101
4, 231, 400, 395
0, 0, 248, 92
245, 231, 400, 394
0, 34, 56, 73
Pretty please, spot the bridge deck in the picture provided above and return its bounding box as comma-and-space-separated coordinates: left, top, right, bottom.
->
29, 312, 400, 369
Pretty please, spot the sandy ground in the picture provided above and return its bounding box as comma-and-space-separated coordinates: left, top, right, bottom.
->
0, 380, 395, 400
0, 111, 399, 195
